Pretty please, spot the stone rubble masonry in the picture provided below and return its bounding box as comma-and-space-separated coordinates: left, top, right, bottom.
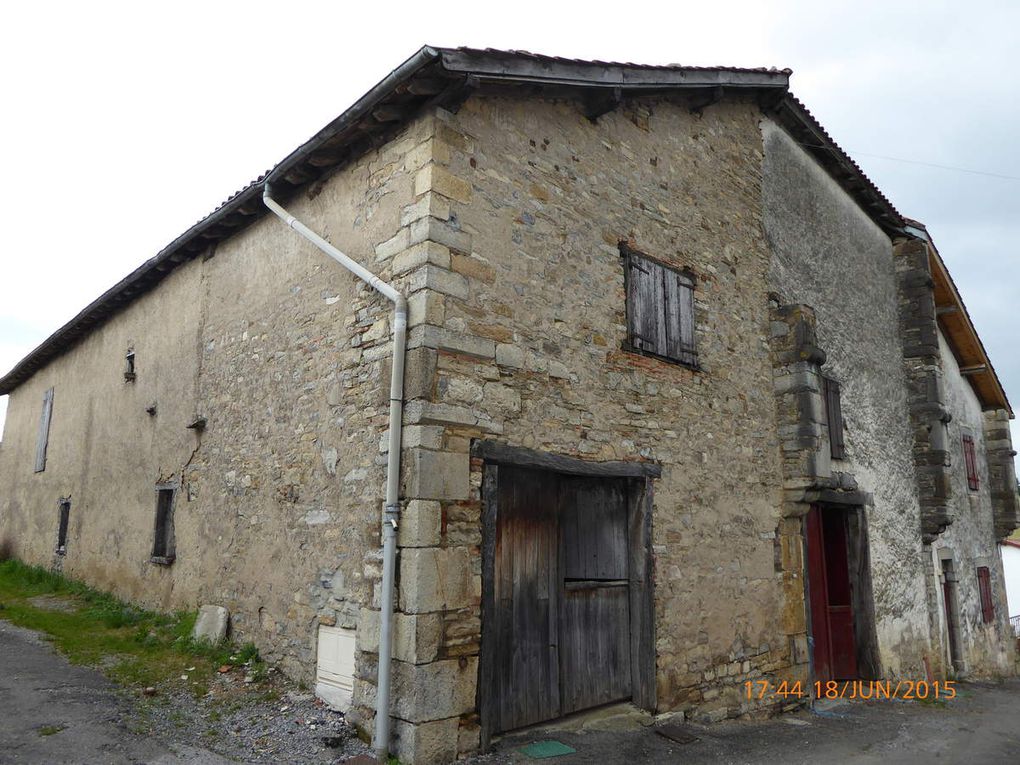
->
984, 408, 1020, 540
351, 94, 800, 758
763, 117, 934, 681
893, 238, 954, 542
3, 83, 1014, 765
0, 112, 441, 691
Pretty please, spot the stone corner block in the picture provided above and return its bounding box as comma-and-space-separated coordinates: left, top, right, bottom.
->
357, 608, 442, 665
391, 657, 479, 722
392, 716, 460, 764
403, 448, 470, 500
399, 547, 475, 614
399, 499, 443, 547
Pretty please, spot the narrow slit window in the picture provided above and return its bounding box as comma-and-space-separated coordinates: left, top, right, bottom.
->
124, 349, 136, 382
823, 376, 846, 460
56, 499, 70, 554
621, 245, 697, 367
977, 566, 994, 624
34, 387, 54, 473
152, 486, 176, 564
962, 434, 979, 491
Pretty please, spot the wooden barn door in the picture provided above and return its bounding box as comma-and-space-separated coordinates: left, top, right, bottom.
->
491, 466, 561, 731
558, 477, 632, 714
488, 466, 635, 734
806, 506, 859, 681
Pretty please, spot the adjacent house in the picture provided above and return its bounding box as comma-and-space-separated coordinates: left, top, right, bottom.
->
0, 47, 1016, 764
1002, 531, 1020, 635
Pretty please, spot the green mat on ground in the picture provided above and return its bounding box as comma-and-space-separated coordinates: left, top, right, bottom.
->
520, 740, 577, 758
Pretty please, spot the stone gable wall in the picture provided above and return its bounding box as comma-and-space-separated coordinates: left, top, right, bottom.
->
932, 329, 1016, 675
761, 118, 932, 677
353, 94, 799, 761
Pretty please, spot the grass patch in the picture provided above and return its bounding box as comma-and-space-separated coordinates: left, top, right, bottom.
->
0, 558, 267, 697
37, 724, 66, 736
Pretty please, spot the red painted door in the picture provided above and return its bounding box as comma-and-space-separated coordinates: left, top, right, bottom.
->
806, 507, 858, 681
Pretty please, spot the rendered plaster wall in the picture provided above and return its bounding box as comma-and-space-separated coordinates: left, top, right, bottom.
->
353, 94, 802, 762
932, 329, 1015, 674
762, 118, 932, 677
0, 115, 436, 680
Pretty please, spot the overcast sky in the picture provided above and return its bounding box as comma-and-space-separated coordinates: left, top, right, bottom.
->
1, 1, 1017, 457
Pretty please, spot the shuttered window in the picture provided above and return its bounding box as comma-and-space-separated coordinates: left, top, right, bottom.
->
622, 246, 697, 367
823, 376, 846, 460
977, 566, 994, 624
56, 499, 71, 554
34, 387, 54, 473
151, 486, 176, 564
962, 434, 979, 491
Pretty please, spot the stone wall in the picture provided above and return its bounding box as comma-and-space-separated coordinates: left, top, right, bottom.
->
350, 93, 800, 761
931, 329, 1015, 675
761, 119, 932, 678
0, 114, 436, 680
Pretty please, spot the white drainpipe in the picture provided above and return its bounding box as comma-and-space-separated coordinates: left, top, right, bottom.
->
263, 185, 405, 761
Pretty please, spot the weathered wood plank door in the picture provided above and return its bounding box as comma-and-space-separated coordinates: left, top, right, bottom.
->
493, 466, 561, 731
559, 477, 632, 714
806, 506, 859, 681
490, 468, 635, 733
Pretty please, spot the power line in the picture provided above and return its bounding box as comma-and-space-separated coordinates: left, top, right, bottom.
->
797, 141, 1020, 182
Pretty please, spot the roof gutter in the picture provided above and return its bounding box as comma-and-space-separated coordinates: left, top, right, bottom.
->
263, 185, 406, 761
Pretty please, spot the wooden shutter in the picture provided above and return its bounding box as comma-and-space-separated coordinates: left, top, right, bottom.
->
34, 387, 54, 473
963, 435, 979, 490
823, 377, 846, 460
977, 566, 994, 623
626, 255, 662, 355
663, 269, 697, 366
625, 249, 697, 365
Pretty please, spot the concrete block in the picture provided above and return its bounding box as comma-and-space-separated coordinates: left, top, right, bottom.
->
392, 716, 460, 764
192, 605, 229, 643
404, 449, 469, 500
390, 657, 479, 722
399, 547, 475, 613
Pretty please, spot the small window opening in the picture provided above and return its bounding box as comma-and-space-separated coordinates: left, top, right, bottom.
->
56, 499, 70, 555
34, 387, 54, 473
151, 486, 176, 564
962, 434, 979, 491
124, 349, 136, 382
977, 566, 995, 624
621, 244, 698, 368
823, 376, 846, 460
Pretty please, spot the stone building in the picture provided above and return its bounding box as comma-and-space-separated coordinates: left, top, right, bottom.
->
0, 47, 1016, 763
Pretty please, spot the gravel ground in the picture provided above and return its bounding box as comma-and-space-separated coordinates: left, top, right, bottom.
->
0, 617, 370, 764
132, 668, 371, 764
